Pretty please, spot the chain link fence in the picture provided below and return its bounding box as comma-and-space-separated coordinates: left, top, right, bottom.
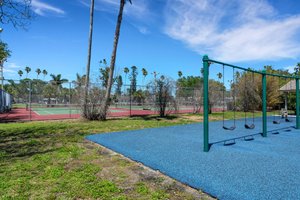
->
0, 79, 232, 122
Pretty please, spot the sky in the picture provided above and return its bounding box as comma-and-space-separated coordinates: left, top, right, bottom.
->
2, 0, 300, 84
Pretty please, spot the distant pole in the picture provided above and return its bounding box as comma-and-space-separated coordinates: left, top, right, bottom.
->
262, 70, 267, 137
203, 55, 209, 152
296, 78, 299, 129
0, 59, 5, 90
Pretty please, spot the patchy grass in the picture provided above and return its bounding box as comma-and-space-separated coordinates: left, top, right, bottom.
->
0, 116, 215, 199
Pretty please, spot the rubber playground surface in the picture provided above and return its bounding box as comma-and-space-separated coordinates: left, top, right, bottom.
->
86, 117, 300, 200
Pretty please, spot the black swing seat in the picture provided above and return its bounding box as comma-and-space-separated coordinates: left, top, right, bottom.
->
245, 124, 255, 129
273, 120, 280, 124
285, 118, 293, 122
223, 126, 236, 131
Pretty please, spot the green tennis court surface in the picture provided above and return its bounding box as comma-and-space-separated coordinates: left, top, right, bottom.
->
31, 107, 127, 115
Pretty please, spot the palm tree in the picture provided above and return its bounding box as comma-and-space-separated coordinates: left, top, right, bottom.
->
178, 71, 183, 78
50, 74, 68, 104
83, 0, 95, 117
75, 73, 86, 88
18, 70, 23, 79
123, 67, 129, 86
217, 72, 222, 80
142, 68, 148, 85
35, 68, 41, 79
103, 0, 132, 120
25, 66, 31, 78
295, 63, 300, 75
42, 69, 48, 80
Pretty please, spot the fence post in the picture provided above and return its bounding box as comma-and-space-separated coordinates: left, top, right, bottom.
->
129, 85, 132, 117
29, 80, 32, 121
203, 55, 209, 152
296, 78, 299, 129
262, 70, 267, 137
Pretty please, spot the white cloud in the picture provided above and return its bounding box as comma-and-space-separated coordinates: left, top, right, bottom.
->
3, 62, 21, 74
79, 0, 151, 33
6, 62, 21, 69
285, 66, 296, 73
164, 0, 300, 62
32, 0, 65, 16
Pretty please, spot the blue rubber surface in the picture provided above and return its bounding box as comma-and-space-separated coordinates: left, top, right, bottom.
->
86, 117, 300, 200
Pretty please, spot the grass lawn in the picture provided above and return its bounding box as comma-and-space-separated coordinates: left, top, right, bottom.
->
0, 115, 215, 200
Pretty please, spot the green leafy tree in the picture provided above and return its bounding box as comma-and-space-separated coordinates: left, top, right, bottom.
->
99, 60, 110, 88
129, 65, 138, 93
294, 63, 300, 75
0, 41, 11, 60
102, 0, 132, 120
115, 75, 123, 95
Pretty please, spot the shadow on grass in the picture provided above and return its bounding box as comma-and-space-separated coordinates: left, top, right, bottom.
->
0, 127, 80, 161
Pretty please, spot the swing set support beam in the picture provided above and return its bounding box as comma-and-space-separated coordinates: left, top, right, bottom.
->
296, 78, 300, 129
202, 55, 300, 152
262, 70, 267, 137
203, 55, 210, 152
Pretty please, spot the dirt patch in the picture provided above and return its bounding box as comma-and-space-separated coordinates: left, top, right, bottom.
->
84, 140, 215, 200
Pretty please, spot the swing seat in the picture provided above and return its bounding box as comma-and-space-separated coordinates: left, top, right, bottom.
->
245, 124, 255, 129
285, 118, 292, 122
223, 126, 236, 131
273, 120, 280, 124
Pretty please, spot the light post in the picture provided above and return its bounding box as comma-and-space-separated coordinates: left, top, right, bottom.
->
0, 58, 5, 90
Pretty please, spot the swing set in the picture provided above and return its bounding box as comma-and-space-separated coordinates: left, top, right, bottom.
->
203, 55, 300, 152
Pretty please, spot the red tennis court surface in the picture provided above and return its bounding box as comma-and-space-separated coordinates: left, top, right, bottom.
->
0, 107, 222, 122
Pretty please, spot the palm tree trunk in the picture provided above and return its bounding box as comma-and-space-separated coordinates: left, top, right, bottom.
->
83, 0, 95, 118
102, 0, 125, 120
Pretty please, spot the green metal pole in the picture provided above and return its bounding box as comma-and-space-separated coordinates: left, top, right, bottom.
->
203, 55, 209, 152
262, 70, 267, 137
296, 78, 299, 129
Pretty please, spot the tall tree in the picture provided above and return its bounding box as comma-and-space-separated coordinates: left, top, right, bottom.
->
42, 69, 48, 80
0, 0, 33, 29
35, 68, 41, 79
75, 73, 86, 88
115, 75, 123, 95
18, 70, 23, 79
0, 41, 11, 60
24, 66, 31, 78
102, 0, 132, 120
50, 74, 68, 103
178, 71, 183, 78
99, 67, 110, 88
130, 65, 138, 93
294, 63, 300, 75
123, 67, 129, 86
142, 68, 148, 85
83, 0, 95, 117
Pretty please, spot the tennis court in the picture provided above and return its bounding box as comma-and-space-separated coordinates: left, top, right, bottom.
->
27, 104, 128, 115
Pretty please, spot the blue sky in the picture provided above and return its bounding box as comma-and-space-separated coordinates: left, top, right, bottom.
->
2, 0, 300, 84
